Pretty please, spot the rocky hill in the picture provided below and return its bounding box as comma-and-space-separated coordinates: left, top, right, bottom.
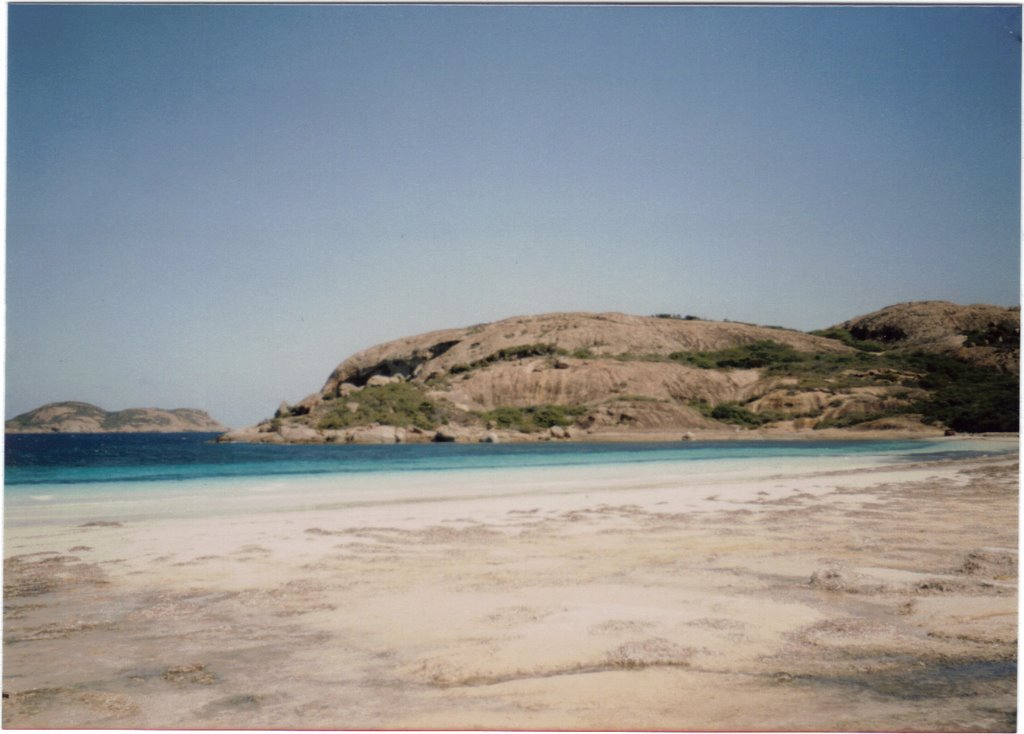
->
221, 303, 1019, 444
5, 402, 228, 434
829, 301, 1020, 374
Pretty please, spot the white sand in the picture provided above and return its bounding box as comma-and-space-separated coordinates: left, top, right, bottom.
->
3, 442, 1018, 730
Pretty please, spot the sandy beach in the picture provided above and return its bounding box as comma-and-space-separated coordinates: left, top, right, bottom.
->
3, 441, 1018, 731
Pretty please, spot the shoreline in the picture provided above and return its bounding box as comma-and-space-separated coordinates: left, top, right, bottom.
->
214, 424, 1013, 445
3, 447, 1018, 730
6, 436, 1015, 525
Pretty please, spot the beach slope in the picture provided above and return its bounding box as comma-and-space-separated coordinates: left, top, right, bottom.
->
3, 446, 1017, 730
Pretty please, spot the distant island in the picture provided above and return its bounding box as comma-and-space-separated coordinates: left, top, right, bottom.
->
220, 300, 1019, 444
5, 402, 227, 434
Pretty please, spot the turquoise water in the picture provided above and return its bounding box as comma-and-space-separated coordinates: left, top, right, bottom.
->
4, 433, 1015, 526
4, 432, 1012, 492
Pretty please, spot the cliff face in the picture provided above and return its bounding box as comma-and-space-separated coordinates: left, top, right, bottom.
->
222, 303, 1019, 444
5, 402, 228, 434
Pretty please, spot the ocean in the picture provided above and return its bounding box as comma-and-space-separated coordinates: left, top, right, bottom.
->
6, 431, 1015, 488
4, 432, 1015, 525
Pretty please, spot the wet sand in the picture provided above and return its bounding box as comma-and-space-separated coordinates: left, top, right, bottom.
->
3, 449, 1018, 730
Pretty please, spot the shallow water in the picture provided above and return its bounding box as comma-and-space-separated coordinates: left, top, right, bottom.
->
4, 434, 1015, 527
6, 432, 1011, 487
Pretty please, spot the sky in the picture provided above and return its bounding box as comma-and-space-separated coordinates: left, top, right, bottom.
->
6, 3, 1021, 428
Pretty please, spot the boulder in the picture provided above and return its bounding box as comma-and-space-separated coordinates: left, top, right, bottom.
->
433, 426, 461, 443
350, 425, 401, 444
549, 425, 567, 439
366, 375, 392, 387
217, 426, 267, 443
481, 432, 500, 443
404, 426, 434, 444
275, 401, 291, 418
338, 383, 359, 396
278, 425, 321, 443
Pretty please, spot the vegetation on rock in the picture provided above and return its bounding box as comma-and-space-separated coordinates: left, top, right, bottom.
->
670, 341, 806, 370
450, 343, 567, 375
478, 404, 589, 433
224, 303, 1019, 443
689, 399, 790, 428
307, 341, 1018, 437
897, 353, 1019, 432
810, 327, 886, 352
317, 383, 447, 430
962, 321, 1019, 351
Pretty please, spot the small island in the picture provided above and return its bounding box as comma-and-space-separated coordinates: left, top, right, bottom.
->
5, 401, 227, 434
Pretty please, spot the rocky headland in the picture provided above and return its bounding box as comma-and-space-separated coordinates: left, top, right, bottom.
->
220, 301, 1019, 445
5, 402, 228, 434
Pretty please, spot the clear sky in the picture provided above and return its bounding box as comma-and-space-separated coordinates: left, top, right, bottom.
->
6, 4, 1021, 428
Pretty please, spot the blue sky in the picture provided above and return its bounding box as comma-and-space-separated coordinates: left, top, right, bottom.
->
7, 4, 1021, 428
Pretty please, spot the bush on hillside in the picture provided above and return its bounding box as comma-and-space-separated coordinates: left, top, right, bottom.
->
318, 382, 446, 430
963, 322, 1019, 350
894, 352, 1019, 432
810, 327, 885, 352
671, 341, 806, 370
480, 404, 588, 433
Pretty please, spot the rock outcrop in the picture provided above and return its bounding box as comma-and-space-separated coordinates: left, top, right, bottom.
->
316, 312, 849, 397
5, 402, 227, 434
835, 301, 1019, 373
221, 304, 1018, 444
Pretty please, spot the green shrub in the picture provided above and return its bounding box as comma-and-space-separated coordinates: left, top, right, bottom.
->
493, 343, 566, 360
480, 404, 588, 433
803, 351, 1018, 432
689, 399, 714, 417
318, 382, 446, 430
709, 403, 779, 428
445, 343, 569, 377
669, 351, 716, 368
892, 352, 1019, 432
671, 341, 806, 370
963, 322, 1019, 350
683, 342, 1018, 432
810, 327, 885, 352
851, 324, 907, 344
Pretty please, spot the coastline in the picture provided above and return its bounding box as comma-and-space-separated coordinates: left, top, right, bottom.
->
549, 427, 997, 442
215, 421, 1009, 445
3, 445, 1018, 730
216, 426, 954, 445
